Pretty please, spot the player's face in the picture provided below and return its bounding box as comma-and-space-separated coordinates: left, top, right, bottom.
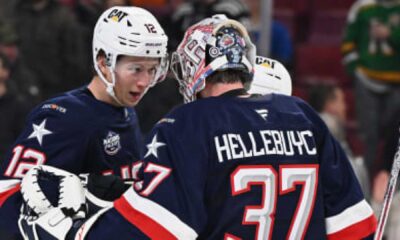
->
326, 88, 347, 123
113, 56, 159, 106
332, 88, 346, 122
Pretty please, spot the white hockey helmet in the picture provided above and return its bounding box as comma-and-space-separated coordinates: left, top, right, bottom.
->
92, 6, 169, 104
170, 14, 256, 103
249, 56, 292, 96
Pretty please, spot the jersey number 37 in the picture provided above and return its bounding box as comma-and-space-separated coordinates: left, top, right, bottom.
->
227, 164, 319, 240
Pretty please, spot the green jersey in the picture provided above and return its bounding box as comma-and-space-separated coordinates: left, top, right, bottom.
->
342, 0, 400, 83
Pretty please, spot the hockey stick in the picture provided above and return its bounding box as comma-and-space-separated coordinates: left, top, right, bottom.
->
374, 132, 400, 240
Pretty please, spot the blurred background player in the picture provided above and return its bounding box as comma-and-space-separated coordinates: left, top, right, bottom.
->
0, 52, 30, 159
242, 0, 293, 70
342, 3, 400, 236
11, 0, 88, 100
342, 0, 400, 185
165, 0, 250, 51
19, 15, 376, 240
0, 20, 41, 111
0, 6, 168, 238
308, 82, 370, 199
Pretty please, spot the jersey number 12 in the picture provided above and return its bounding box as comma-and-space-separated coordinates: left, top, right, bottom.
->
5, 145, 46, 178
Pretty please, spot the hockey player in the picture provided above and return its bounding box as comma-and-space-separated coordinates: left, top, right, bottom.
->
342, 0, 400, 179
249, 55, 292, 96
0, 6, 168, 237
19, 15, 376, 239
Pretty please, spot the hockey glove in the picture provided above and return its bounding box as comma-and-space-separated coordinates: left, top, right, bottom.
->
18, 165, 87, 240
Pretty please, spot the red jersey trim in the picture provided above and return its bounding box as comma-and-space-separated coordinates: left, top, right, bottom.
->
327, 214, 377, 240
0, 184, 20, 207
114, 196, 177, 240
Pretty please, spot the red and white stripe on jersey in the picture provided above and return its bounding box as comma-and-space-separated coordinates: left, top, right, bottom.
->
75, 206, 112, 240
114, 187, 198, 240
0, 179, 21, 206
326, 199, 377, 240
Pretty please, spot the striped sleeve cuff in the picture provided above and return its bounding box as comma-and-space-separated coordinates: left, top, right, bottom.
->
114, 187, 198, 240
326, 200, 377, 240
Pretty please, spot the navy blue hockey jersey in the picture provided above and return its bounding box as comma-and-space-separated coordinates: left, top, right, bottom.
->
45, 93, 381, 239
80, 93, 377, 239
0, 86, 143, 234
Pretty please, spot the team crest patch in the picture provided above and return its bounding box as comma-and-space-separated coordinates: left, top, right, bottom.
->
103, 131, 121, 155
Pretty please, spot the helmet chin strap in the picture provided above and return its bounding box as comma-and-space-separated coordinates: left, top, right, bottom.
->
106, 70, 124, 106
94, 62, 124, 106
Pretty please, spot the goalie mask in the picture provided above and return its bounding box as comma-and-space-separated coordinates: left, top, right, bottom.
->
93, 6, 169, 105
171, 14, 256, 103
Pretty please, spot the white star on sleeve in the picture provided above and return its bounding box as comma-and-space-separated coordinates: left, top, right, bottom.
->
144, 134, 166, 158
28, 119, 52, 146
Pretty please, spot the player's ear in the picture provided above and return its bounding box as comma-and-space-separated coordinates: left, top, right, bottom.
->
96, 54, 108, 76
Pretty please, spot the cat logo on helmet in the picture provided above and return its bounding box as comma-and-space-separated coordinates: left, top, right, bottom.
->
260, 62, 273, 68
249, 56, 292, 96
107, 9, 128, 22
256, 56, 275, 67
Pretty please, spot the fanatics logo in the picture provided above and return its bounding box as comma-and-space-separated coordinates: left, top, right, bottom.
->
255, 109, 269, 121
103, 131, 121, 155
